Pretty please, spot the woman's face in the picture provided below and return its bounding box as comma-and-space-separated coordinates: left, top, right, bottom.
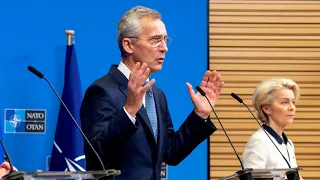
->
263, 88, 296, 129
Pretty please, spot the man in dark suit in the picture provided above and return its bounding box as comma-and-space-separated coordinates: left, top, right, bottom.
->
80, 5, 224, 180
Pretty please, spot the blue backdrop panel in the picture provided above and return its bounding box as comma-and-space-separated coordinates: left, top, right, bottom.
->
0, 0, 208, 179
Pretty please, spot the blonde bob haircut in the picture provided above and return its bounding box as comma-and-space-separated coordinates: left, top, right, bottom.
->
252, 78, 300, 123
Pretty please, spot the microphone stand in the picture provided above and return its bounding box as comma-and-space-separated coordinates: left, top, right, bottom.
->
196, 86, 253, 180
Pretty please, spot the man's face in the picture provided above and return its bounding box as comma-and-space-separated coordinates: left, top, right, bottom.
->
130, 17, 169, 74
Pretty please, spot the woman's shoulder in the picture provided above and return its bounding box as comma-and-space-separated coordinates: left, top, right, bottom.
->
246, 128, 270, 146
249, 128, 269, 140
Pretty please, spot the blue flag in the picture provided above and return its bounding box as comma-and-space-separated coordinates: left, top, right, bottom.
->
49, 41, 86, 171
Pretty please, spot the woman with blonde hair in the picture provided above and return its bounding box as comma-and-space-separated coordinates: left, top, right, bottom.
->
242, 78, 303, 179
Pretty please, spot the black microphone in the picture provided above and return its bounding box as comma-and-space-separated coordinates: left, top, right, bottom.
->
0, 138, 26, 179
28, 66, 44, 79
231, 93, 301, 180
196, 86, 252, 180
27, 65, 106, 171
0, 140, 13, 174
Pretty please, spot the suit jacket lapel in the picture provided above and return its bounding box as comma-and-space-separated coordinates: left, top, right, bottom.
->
153, 86, 164, 158
109, 65, 155, 141
109, 65, 129, 98
137, 106, 154, 140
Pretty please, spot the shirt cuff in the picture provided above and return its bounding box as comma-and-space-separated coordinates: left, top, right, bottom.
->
194, 111, 209, 122
123, 106, 136, 124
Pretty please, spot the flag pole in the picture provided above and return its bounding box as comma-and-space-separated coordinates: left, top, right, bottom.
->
65, 30, 75, 46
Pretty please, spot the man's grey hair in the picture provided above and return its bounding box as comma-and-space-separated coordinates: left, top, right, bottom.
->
117, 6, 161, 58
